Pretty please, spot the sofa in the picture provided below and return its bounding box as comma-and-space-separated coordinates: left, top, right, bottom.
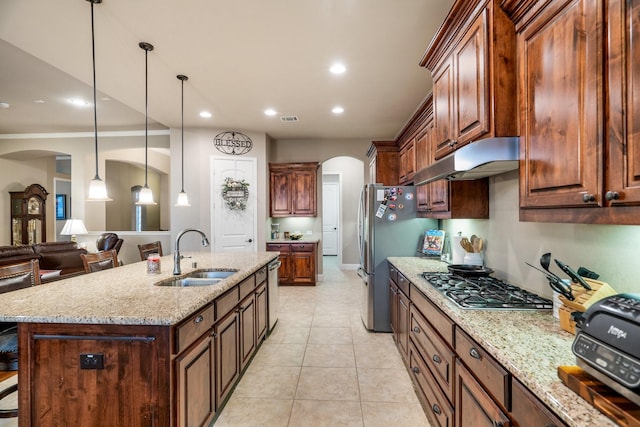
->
0, 242, 88, 280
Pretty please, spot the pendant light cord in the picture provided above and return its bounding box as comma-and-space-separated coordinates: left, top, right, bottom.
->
90, 1, 99, 180
144, 47, 149, 188
180, 77, 185, 192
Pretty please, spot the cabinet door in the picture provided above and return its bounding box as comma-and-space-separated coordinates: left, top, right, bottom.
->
428, 180, 449, 213
255, 282, 268, 342
176, 334, 215, 427
239, 293, 256, 370
397, 289, 410, 360
389, 279, 399, 338
291, 170, 316, 215
511, 379, 567, 427
607, 0, 640, 206
454, 9, 489, 145
266, 244, 291, 284
215, 311, 240, 407
270, 171, 292, 216
291, 251, 315, 284
456, 360, 511, 427
433, 57, 456, 160
519, 0, 602, 209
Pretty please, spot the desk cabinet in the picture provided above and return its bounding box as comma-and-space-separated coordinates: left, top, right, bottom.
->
266, 242, 317, 285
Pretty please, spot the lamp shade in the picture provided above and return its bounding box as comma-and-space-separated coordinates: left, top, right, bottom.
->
175, 191, 190, 207
88, 177, 111, 201
137, 186, 156, 205
61, 219, 88, 242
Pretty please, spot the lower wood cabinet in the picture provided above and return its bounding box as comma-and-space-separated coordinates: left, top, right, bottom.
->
456, 359, 511, 427
266, 242, 317, 285
215, 307, 241, 407
176, 333, 215, 427
511, 379, 566, 427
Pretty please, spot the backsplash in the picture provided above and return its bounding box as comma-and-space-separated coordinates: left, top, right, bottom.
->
441, 170, 640, 297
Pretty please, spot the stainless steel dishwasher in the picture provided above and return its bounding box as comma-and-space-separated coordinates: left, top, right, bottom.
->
267, 258, 280, 333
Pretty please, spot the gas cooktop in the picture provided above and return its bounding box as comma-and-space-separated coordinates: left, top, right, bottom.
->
422, 272, 552, 310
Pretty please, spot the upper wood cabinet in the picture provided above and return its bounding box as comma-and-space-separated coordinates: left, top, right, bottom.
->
269, 163, 319, 217
504, 0, 640, 224
421, 0, 517, 160
367, 141, 398, 185
398, 141, 416, 184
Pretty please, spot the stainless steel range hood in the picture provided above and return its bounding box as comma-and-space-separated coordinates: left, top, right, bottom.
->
414, 137, 519, 185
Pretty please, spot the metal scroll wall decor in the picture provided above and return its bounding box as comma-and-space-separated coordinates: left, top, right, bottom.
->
221, 177, 250, 211
213, 131, 253, 155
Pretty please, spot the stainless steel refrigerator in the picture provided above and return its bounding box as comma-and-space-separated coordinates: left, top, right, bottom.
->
357, 184, 437, 332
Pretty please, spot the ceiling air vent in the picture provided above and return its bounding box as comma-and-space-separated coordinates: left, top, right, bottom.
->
280, 115, 299, 122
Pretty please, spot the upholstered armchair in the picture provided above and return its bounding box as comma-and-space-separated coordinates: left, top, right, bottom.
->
96, 233, 123, 255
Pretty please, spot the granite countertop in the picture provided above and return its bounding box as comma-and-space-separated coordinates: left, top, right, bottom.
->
387, 257, 616, 427
0, 251, 278, 326
266, 235, 320, 244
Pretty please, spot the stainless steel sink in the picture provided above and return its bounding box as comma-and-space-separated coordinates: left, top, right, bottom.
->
155, 269, 238, 287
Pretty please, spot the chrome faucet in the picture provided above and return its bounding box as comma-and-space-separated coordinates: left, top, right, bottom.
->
173, 228, 210, 275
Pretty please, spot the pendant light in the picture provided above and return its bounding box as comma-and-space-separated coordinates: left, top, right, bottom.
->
175, 74, 191, 206
136, 41, 157, 205
86, 0, 111, 201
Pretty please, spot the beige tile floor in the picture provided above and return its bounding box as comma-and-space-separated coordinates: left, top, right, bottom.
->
0, 257, 433, 427
214, 256, 433, 427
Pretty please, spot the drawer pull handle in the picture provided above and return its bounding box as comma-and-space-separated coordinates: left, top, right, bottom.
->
194, 315, 204, 324
492, 422, 504, 427
582, 193, 595, 203
470, 348, 482, 360
432, 354, 441, 364
605, 191, 620, 201
412, 366, 420, 375
432, 404, 442, 415
413, 326, 420, 334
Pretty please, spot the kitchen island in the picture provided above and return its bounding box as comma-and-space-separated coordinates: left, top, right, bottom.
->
388, 257, 616, 427
0, 251, 278, 427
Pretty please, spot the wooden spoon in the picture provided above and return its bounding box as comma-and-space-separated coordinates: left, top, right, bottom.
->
476, 238, 483, 252
460, 237, 474, 253
470, 235, 479, 252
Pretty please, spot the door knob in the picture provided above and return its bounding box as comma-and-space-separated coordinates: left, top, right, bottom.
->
246, 238, 253, 243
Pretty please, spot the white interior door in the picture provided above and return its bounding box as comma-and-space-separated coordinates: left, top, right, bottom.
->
211, 156, 257, 252
322, 179, 340, 256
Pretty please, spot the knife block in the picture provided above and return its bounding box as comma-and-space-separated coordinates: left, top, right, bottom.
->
557, 278, 610, 334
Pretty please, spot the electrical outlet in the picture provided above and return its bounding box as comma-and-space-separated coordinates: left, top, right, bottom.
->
80, 353, 104, 370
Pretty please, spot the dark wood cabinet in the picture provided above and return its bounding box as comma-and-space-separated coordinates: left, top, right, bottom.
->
266, 242, 317, 285
506, 0, 640, 225
255, 282, 267, 342
215, 308, 240, 407
10, 184, 48, 246
239, 293, 256, 370
269, 163, 319, 217
511, 378, 567, 427
422, 0, 517, 160
399, 140, 416, 184
19, 323, 170, 427
388, 270, 410, 360
176, 333, 216, 427
456, 359, 511, 427
367, 141, 399, 185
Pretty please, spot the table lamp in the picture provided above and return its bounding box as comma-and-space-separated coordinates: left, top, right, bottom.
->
61, 219, 88, 243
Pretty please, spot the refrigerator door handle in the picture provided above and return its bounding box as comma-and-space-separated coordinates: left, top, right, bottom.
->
357, 266, 367, 281
357, 185, 365, 268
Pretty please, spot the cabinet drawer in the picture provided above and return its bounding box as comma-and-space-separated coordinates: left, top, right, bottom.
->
266, 243, 290, 253
410, 284, 455, 346
215, 286, 240, 322
410, 305, 455, 402
409, 342, 455, 427
455, 327, 510, 409
239, 275, 256, 301
397, 272, 410, 296
290, 243, 314, 252
511, 378, 566, 427
255, 266, 267, 285
175, 304, 215, 354
389, 263, 398, 283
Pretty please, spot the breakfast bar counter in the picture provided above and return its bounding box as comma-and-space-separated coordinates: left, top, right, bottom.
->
388, 257, 616, 427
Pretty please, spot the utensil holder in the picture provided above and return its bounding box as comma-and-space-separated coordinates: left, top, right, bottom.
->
463, 252, 483, 266
557, 278, 609, 334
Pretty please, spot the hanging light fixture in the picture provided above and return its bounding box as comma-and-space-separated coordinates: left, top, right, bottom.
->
136, 41, 157, 205
86, 0, 111, 201
175, 74, 191, 207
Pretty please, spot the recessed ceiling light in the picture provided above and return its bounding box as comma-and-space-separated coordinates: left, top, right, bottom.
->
0, 102, 9, 109
100, 97, 111, 101
33, 99, 45, 104
199, 111, 212, 118
69, 98, 90, 107
330, 63, 346, 74
332, 106, 344, 114
264, 109, 277, 116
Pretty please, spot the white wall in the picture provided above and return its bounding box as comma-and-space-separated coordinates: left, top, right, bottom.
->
441, 170, 640, 297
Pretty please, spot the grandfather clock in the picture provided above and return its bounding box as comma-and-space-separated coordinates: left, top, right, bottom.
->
10, 183, 48, 246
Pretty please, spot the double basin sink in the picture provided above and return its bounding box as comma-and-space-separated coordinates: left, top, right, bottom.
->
155, 269, 238, 287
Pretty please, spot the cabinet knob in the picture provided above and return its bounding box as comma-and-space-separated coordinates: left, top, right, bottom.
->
432, 354, 442, 364
605, 191, 620, 201
432, 404, 442, 415
412, 366, 420, 375
194, 315, 204, 324
492, 422, 504, 427
582, 193, 596, 203
413, 326, 420, 334
470, 348, 482, 360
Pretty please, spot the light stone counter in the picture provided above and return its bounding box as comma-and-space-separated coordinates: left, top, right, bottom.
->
387, 257, 615, 427
0, 251, 278, 326
266, 235, 320, 244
